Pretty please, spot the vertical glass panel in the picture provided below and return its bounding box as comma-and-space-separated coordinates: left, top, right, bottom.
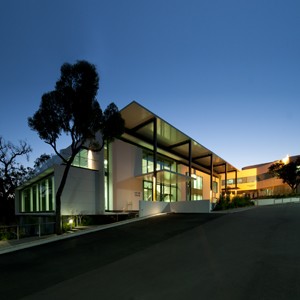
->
143, 181, 153, 201
142, 156, 147, 173
19, 175, 55, 213
171, 186, 177, 202
32, 185, 38, 212
213, 181, 218, 193
72, 149, 89, 168
40, 179, 47, 211
147, 159, 154, 173
48, 177, 53, 211
22, 188, 31, 212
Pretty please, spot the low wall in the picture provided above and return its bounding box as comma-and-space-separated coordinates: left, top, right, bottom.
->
253, 197, 300, 206
139, 200, 211, 217
170, 200, 211, 213
139, 201, 170, 217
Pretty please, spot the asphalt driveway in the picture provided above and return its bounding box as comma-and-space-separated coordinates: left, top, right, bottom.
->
1, 204, 300, 299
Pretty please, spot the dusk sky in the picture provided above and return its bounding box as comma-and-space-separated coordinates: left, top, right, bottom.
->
0, 0, 299, 170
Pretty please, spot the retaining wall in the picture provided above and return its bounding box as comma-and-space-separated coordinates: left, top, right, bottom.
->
139, 200, 211, 217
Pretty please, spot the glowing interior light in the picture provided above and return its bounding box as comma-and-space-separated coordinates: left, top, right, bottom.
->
88, 150, 93, 169
282, 154, 289, 165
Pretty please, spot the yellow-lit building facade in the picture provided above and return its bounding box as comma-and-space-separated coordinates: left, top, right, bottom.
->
221, 156, 299, 198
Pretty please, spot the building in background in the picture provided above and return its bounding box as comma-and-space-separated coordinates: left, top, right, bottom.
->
221, 155, 300, 198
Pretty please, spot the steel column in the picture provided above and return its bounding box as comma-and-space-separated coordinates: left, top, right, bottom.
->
153, 118, 157, 201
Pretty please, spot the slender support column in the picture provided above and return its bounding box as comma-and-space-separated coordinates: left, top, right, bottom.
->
188, 140, 192, 201
152, 118, 157, 201
210, 154, 213, 201
224, 163, 227, 195
235, 170, 238, 192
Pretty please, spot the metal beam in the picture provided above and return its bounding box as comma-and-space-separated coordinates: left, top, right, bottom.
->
168, 139, 191, 149
122, 129, 221, 176
131, 117, 156, 132
192, 154, 212, 161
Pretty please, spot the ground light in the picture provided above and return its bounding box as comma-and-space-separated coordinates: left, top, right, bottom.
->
68, 218, 74, 230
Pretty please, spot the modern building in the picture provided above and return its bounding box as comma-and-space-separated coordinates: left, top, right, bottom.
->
221, 155, 300, 198
15, 101, 237, 224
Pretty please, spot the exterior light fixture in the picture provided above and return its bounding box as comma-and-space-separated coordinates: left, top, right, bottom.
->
68, 218, 74, 230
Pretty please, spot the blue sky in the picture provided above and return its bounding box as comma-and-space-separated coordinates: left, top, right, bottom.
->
0, 0, 299, 170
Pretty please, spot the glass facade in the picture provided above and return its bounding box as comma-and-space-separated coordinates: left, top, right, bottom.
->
143, 181, 153, 201
20, 176, 55, 213
142, 152, 176, 173
142, 152, 178, 202
213, 181, 218, 193
223, 175, 256, 186
191, 174, 203, 200
72, 149, 89, 168
72, 149, 97, 170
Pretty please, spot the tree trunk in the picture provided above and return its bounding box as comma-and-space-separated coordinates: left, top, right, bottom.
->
55, 161, 73, 235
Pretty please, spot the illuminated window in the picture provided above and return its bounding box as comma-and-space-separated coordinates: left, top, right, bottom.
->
213, 181, 218, 193
142, 152, 176, 174
143, 181, 153, 201
192, 175, 203, 189
20, 176, 55, 213
72, 150, 88, 168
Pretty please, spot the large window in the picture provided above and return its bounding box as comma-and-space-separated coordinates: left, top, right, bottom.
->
72, 149, 97, 170
143, 181, 177, 202
72, 149, 89, 168
142, 152, 178, 202
213, 181, 218, 193
191, 174, 203, 200
142, 152, 176, 173
143, 181, 153, 201
20, 176, 55, 213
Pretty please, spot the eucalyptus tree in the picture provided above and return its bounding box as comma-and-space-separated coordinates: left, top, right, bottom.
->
268, 157, 300, 194
0, 137, 32, 223
28, 61, 124, 234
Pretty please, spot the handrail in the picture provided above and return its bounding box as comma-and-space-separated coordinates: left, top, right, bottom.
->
0, 222, 56, 240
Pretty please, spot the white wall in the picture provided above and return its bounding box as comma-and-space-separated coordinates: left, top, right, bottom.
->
253, 197, 300, 206
171, 200, 211, 213
55, 165, 101, 215
139, 200, 211, 217
139, 201, 170, 217
112, 140, 143, 211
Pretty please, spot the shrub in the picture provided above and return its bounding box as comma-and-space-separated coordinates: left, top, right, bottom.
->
214, 195, 254, 211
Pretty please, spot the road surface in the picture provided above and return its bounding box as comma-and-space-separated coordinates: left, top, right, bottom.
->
1, 204, 300, 299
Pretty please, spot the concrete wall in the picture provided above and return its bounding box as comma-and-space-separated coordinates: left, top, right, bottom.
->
139, 200, 211, 217
55, 165, 100, 216
171, 200, 211, 213
112, 140, 143, 211
139, 201, 170, 217
253, 197, 300, 206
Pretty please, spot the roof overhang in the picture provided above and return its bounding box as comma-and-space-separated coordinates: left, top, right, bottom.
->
120, 101, 238, 175
16, 167, 54, 190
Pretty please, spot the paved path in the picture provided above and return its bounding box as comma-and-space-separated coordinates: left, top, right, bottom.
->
1, 204, 300, 299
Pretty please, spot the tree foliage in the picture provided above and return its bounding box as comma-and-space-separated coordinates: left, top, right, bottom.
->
268, 158, 300, 193
0, 137, 32, 223
28, 60, 125, 234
